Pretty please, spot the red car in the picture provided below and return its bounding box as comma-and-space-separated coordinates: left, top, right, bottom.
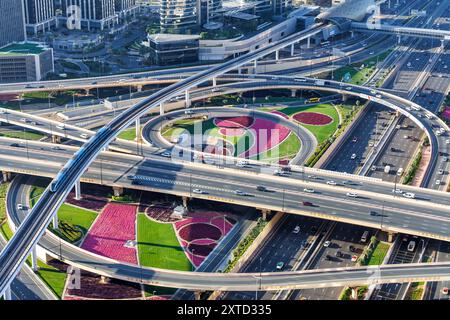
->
302, 201, 313, 206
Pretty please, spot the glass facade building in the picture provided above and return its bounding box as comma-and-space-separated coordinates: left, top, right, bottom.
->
159, 0, 199, 33
0, 0, 27, 48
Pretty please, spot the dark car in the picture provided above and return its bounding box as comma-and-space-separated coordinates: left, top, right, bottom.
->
256, 186, 267, 192
370, 211, 378, 216
349, 245, 356, 253
302, 201, 313, 206
336, 251, 343, 258
10, 143, 20, 147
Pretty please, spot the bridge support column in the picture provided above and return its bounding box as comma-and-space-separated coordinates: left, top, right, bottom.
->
291, 89, 297, 97
185, 90, 191, 108
342, 94, 348, 102
182, 196, 188, 208
84, 88, 90, 96
136, 85, 143, 92
113, 186, 124, 197
397, 35, 401, 45
100, 275, 110, 284
51, 135, 61, 144
31, 246, 38, 272
351, 287, 358, 299
75, 180, 81, 200
350, 31, 354, 38
238, 67, 242, 74
135, 118, 141, 141
160, 103, 164, 115
275, 50, 279, 61
2, 171, 11, 182
3, 286, 11, 300
387, 232, 396, 243
52, 213, 59, 230
253, 59, 258, 74
212, 77, 217, 87
194, 291, 202, 300
261, 209, 270, 221
290, 44, 295, 56
441, 39, 445, 49
307, 37, 311, 49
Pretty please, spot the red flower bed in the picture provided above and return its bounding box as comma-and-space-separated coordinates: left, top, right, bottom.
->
293, 112, 333, 125
187, 243, 216, 257
178, 223, 222, 242
214, 116, 254, 128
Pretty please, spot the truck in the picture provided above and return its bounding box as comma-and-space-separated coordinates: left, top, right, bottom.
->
315, 80, 325, 86
384, 165, 391, 174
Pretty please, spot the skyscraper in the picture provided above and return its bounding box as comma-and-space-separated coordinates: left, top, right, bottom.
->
61, 0, 117, 30
0, 0, 27, 48
24, 0, 57, 34
159, 0, 199, 33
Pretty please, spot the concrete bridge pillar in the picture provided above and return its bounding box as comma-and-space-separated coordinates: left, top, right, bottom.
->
135, 118, 141, 141
307, 37, 311, 49
182, 196, 188, 208
51, 135, 61, 144
31, 246, 38, 272
275, 50, 279, 61
261, 209, 270, 221
185, 90, 191, 108
100, 276, 110, 284
136, 85, 143, 92
351, 287, 358, 299
194, 291, 202, 300
113, 186, 124, 197
397, 34, 401, 45
238, 67, 242, 74
52, 213, 59, 230
291, 44, 295, 56
441, 39, 445, 49
291, 89, 297, 97
350, 31, 354, 38
84, 88, 90, 96
387, 232, 396, 243
212, 77, 217, 87
3, 286, 11, 300
75, 180, 81, 200
160, 103, 165, 115
254, 59, 258, 74
2, 171, 11, 182
342, 94, 348, 102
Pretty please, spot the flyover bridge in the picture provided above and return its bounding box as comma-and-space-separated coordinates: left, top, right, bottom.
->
351, 22, 450, 42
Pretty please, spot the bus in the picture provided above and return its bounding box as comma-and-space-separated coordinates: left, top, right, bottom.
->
360, 231, 369, 243
306, 97, 320, 104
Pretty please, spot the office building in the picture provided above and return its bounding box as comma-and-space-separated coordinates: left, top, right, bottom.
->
24, 0, 58, 35
148, 33, 200, 65
0, 0, 27, 48
60, 0, 118, 30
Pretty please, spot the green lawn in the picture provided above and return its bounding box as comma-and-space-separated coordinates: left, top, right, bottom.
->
36, 260, 67, 299
0, 183, 9, 224
274, 104, 340, 144
367, 242, 390, 266
0, 131, 44, 140
137, 214, 192, 271
254, 132, 301, 162
118, 128, 136, 141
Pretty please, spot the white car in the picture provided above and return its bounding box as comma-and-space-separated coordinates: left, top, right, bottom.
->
350, 153, 357, 160
79, 133, 89, 139
402, 192, 415, 199
438, 169, 444, 175
161, 151, 171, 158
56, 124, 65, 130
293, 226, 300, 234
323, 241, 331, 247
234, 190, 247, 196
193, 189, 205, 194
346, 192, 358, 198
303, 188, 315, 193
446, 139, 450, 144
392, 188, 403, 194
17, 204, 24, 210
436, 180, 441, 185
326, 180, 337, 186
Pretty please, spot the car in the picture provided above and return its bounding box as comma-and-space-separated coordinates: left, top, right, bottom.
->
193, 189, 204, 194
392, 188, 403, 194
326, 180, 336, 186
438, 169, 444, 175
276, 262, 284, 270
323, 241, 331, 247
376, 94, 382, 98
303, 188, 315, 193
273, 169, 281, 176
440, 127, 446, 134
79, 133, 89, 139
345, 87, 352, 91
335, 251, 343, 258
325, 254, 334, 261
20, 118, 27, 123
352, 137, 358, 143
346, 192, 358, 198
235, 162, 245, 167
127, 175, 136, 180
350, 153, 357, 160
10, 143, 20, 147
402, 192, 415, 199
349, 245, 356, 252
407, 240, 416, 252
371, 165, 377, 171
302, 201, 313, 206
442, 287, 449, 295
446, 139, 450, 145
370, 211, 378, 216
256, 185, 267, 192
161, 151, 171, 158
442, 156, 448, 162
293, 226, 300, 234
436, 180, 441, 185
351, 255, 358, 262
307, 175, 317, 179
17, 204, 24, 210
234, 190, 247, 196
56, 124, 65, 130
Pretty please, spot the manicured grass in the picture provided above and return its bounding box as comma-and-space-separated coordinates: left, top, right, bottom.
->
367, 242, 390, 266
275, 104, 340, 144
255, 132, 301, 162
408, 282, 425, 300
52, 204, 98, 243
118, 128, 136, 141
143, 285, 177, 297
36, 260, 67, 299
30, 186, 45, 207
137, 214, 192, 271
0, 183, 9, 224
0, 222, 13, 240
0, 131, 44, 140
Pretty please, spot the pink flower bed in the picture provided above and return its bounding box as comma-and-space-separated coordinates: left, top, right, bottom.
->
293, 112, 333, 125
174, 212, 238, 267
218, 127, 246, 136
239, 118, 291, 158
214, 116, 254, 128
270, 110, 289, 119
443, 107, 450, 120
81, 203, 138, 264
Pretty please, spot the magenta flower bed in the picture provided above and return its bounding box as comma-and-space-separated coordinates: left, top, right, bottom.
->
218, 127, 246, 136
174, 211, 238, 267
293, 112, 333, 125
443, 107, 450, 120
240, 118, 291, 158
214, 116, 254, 128
271, 110, 289, 119
81, 203, 137, 264
66, 192, 108, 212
